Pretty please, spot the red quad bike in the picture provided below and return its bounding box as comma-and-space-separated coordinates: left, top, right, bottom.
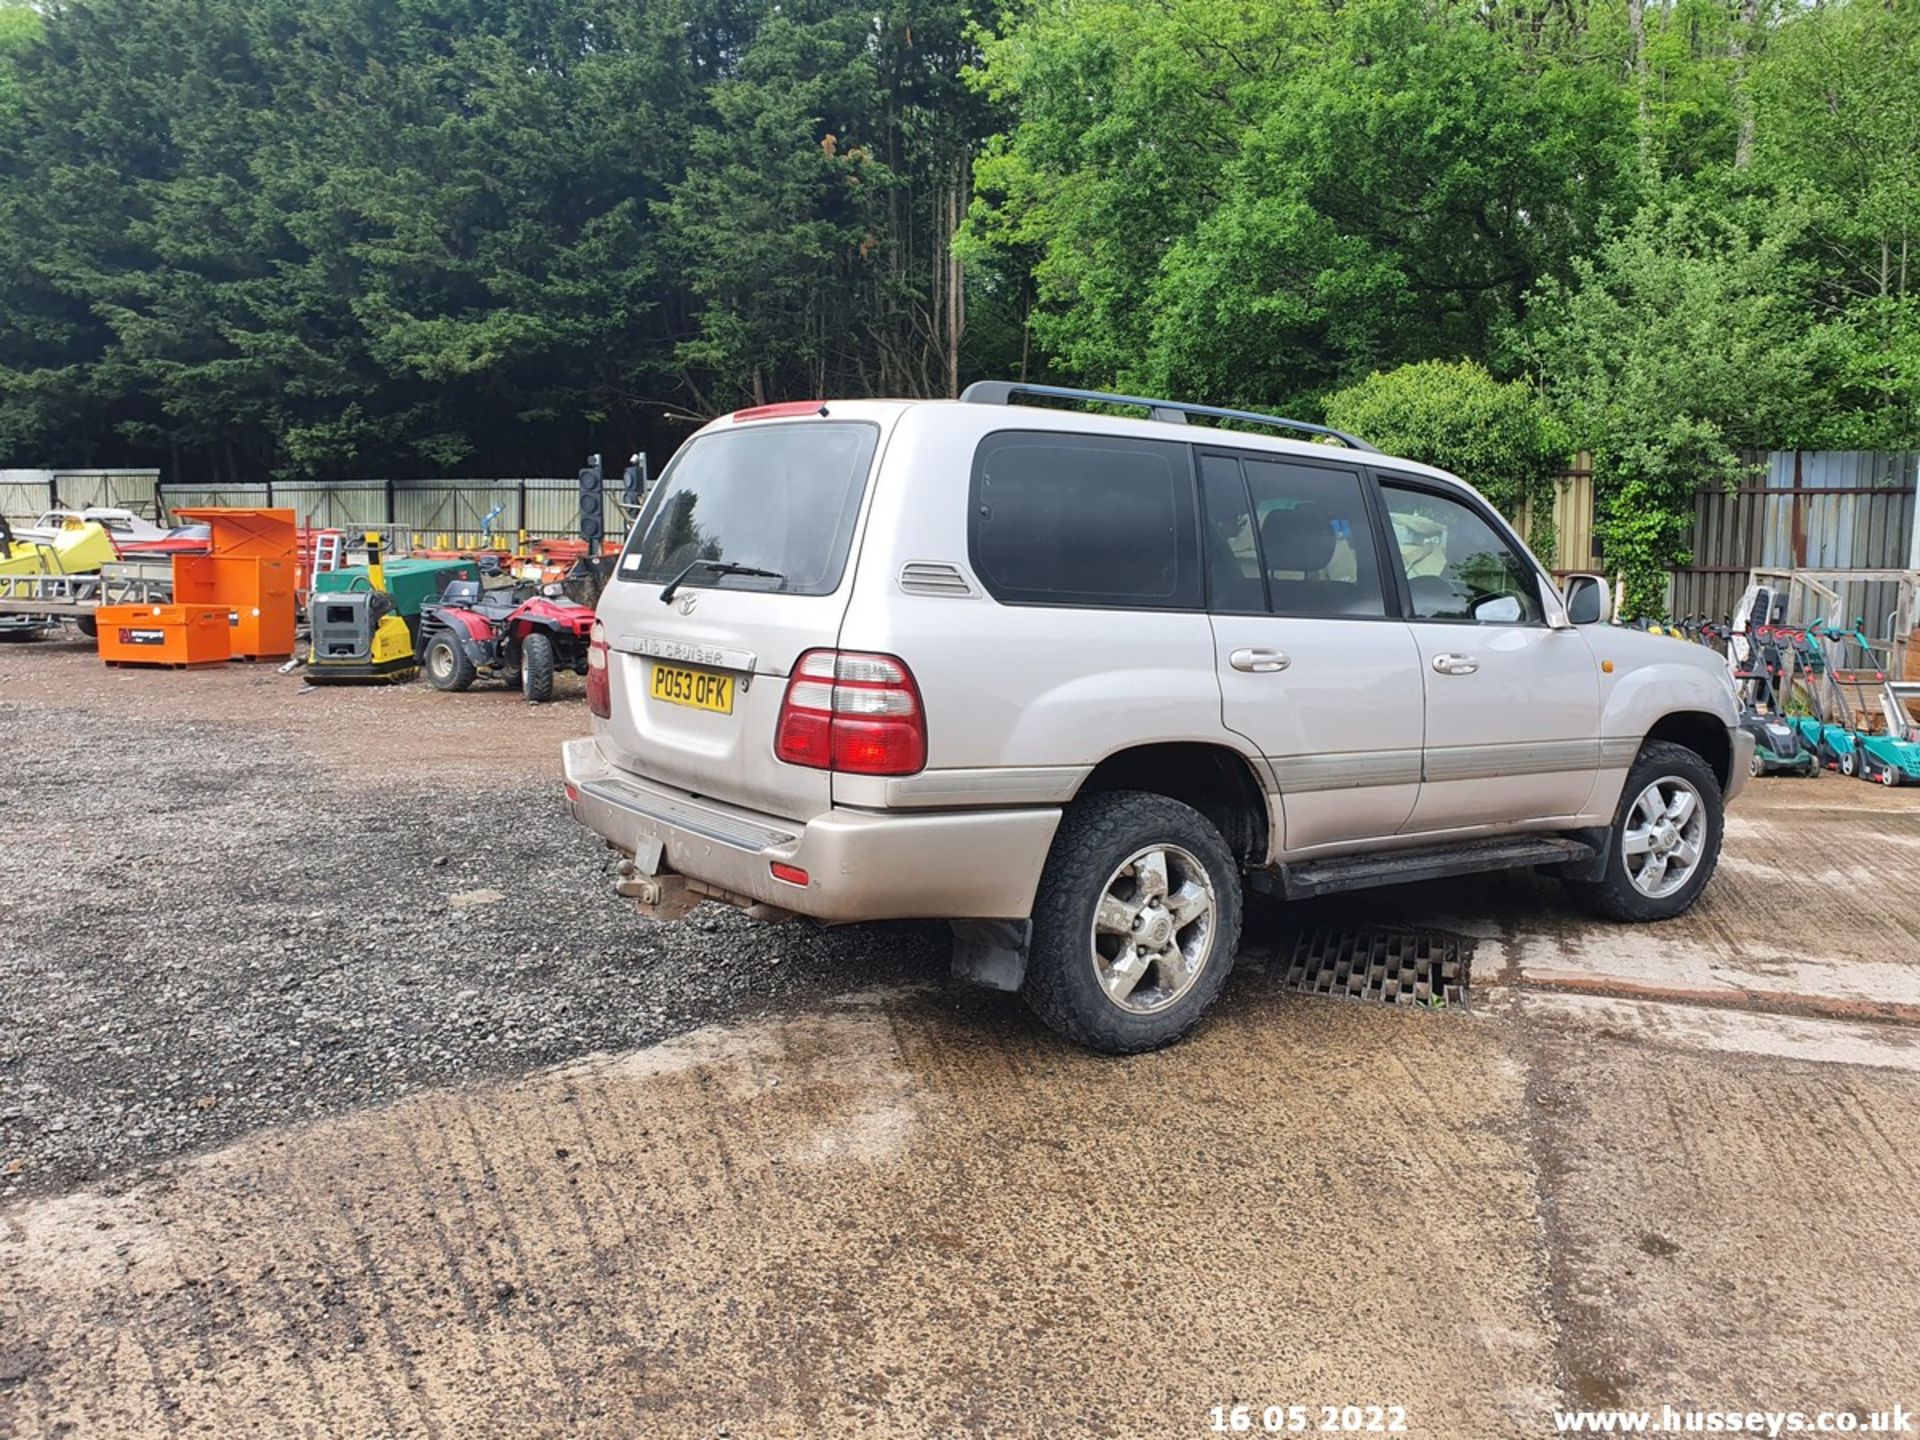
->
417, 578, 595, 703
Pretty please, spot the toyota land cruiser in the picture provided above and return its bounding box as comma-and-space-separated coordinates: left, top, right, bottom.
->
564, 383, 1750, 1052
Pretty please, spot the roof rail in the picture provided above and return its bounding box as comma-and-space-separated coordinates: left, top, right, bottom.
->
958, 381, 1378, 453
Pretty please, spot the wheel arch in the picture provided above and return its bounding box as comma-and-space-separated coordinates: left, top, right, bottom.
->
1643, 710, 1733, 792
1071, 741, 1273, 867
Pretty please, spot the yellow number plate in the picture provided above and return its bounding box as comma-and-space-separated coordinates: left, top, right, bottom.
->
649, 663, 735, 714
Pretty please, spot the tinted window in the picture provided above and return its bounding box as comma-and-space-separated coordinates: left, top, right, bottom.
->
1199, 455, 1265, 612
617, 422, 878, 596
1380, 482, 1544, 624
969, 432, 1200, 608
1205, 453, 1390, 618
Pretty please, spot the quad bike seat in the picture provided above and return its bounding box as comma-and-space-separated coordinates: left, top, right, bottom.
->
438, 579, 485, 607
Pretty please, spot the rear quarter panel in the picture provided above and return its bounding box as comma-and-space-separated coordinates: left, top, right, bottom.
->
835, 406, 1252, 805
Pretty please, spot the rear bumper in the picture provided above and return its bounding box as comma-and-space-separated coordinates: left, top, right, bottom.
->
562, 738, 1060, 922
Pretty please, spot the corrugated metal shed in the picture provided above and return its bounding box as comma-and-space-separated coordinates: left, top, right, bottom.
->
1672, 451, 1918, 629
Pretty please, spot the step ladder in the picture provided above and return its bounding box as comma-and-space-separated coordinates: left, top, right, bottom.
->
311, 530, 345, 575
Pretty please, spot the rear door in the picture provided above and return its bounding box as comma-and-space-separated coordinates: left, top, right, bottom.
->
1374, 476, 1601, 831
1201, 449, 1427, 852
595, 417, 881, 822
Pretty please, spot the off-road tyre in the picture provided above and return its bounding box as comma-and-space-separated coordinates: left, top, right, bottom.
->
1021, 790, 1242, 1055
521, 631, 555, 703
1563, 740, 1723, 923
423, 633, 476, 692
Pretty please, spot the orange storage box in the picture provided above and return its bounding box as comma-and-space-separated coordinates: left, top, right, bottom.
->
96, 604, 232, 668
168, 507, 298, 659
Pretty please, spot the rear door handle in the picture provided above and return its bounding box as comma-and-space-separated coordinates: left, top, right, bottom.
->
1230, 647, 1292, 673
1432, 653, 1480, 676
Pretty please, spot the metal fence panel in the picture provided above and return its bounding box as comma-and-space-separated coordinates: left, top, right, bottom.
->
0, 478, 51, 522
521, 480, 583, 540
1671, 450, 1918, 625
268, 481, 388, 531
2, 468, 161, 521
393, 481, 507, 541
53, 469, 162, 514
138, 477, 584, 541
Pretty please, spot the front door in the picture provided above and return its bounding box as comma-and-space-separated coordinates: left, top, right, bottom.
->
1375, 478, 1601, 833
1201, 450, 1427, 853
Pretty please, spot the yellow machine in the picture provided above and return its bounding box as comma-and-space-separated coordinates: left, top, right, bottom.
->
305, 532, 419, 683
0, 518, 116, 577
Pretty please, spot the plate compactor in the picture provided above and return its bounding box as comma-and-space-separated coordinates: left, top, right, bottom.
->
306, 532, 419, 684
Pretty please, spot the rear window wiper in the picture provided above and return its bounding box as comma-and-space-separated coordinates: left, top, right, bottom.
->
658, 558, 785, 605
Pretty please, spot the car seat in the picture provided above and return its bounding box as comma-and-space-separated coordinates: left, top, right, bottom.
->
1262, 505, 1369, 616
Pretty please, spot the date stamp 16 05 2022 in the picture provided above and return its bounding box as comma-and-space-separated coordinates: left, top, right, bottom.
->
1208, 1404, 1410, 1434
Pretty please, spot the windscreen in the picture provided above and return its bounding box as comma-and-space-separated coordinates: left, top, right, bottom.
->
617, 422, 879, 597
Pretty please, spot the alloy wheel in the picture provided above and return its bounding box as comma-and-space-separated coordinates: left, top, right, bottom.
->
1088, 844, 1217, 1014
1621, 778, 1708, 900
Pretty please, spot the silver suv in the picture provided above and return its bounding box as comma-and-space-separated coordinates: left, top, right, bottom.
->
565, 383, 1751, 1052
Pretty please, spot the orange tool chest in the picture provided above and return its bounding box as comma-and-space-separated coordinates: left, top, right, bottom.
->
167, 507, 298, 659
96, 604, 232, 667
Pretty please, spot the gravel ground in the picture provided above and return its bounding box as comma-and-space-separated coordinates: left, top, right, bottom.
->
0, 642, 947, 1200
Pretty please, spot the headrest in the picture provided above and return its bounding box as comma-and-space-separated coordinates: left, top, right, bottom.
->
1261, 505, 1338, 573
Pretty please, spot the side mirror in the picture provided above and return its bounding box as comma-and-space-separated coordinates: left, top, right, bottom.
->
1563, 573, 1612, 626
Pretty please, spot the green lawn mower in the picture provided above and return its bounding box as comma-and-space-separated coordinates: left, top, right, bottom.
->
1792, 618, 1920, 787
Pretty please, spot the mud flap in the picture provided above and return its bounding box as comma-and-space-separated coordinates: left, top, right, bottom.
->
1545, 826, 1612, 884
950, 919, 1032, 992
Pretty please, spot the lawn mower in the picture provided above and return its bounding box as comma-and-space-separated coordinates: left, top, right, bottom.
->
1719, 587, 1818, 778
305, 531, 419, 684
1787, 619, 1859, 773
1782, 617, 1920, 784
415, 577, 594, 703
1824, 645, 1920, 788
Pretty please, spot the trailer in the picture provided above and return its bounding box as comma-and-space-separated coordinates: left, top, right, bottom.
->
0, 562, 173, 637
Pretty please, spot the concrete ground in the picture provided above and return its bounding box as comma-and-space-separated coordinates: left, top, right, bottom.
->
4, 634, 1920, 1438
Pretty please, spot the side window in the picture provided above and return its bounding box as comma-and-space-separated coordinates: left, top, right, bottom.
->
969, 431, 1200, 608
1380, 482, 1544, 625
1241, 457, 1386, 618
1198, 455, 1264, 612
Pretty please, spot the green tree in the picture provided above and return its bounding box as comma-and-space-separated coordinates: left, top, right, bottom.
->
1323, 360, 1568, 558
1750, 0, 1920, 447
664, 1, 994, 409
962, 0, 1639, 410
1529, 200, 1817, 618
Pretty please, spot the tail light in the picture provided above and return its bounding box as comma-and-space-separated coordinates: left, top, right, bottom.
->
586, 619, 611, 718
774, 649, 926, 776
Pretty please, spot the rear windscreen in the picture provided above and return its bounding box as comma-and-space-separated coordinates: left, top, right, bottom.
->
617, 422, 879, 596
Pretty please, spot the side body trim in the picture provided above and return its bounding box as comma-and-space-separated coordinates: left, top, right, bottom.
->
1269, 749, 1423, 794
886, 764, 1092, 807
1267, 741, 1607, 794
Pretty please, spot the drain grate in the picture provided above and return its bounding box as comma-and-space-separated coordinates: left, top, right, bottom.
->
1273, 927, 1471, 1009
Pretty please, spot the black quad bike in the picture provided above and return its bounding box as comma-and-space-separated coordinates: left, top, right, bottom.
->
416, 578, 595, 703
